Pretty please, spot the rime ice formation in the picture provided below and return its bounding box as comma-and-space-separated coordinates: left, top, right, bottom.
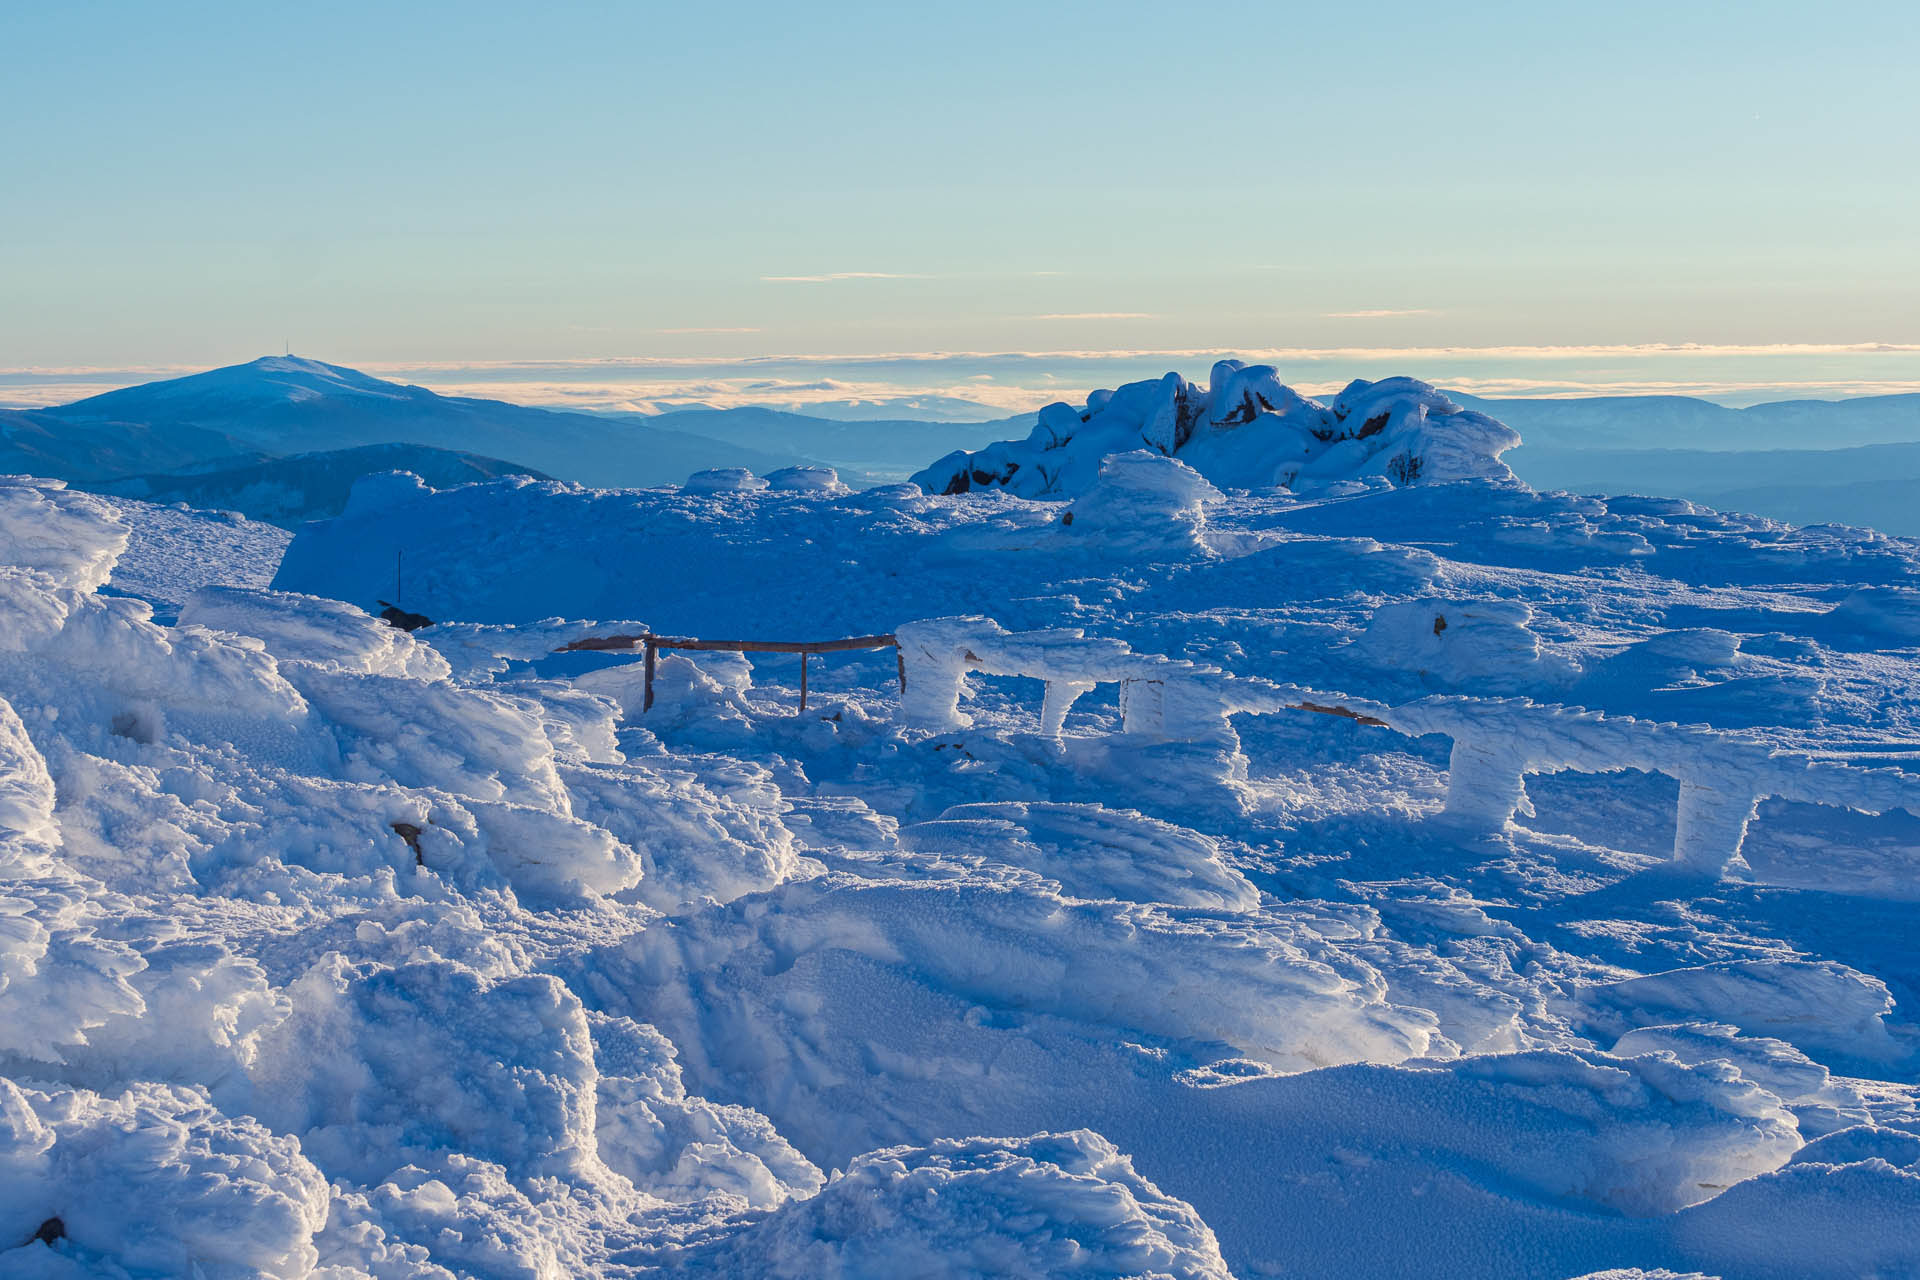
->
5, 452, 1920, 1280
913, 363, 1521, 498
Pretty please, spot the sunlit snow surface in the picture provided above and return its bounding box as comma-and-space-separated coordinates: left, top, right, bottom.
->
3, 460, 1919, 1279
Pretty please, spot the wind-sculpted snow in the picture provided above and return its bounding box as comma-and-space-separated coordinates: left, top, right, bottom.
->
912, 363, 1520, 499
6, 465, 1920, 1277
182, 586, 453, 680
0, 1079, 331, 1279
657, 1131, 1233, 1279
899, 802, 1260, 911
0, 478, 130, 593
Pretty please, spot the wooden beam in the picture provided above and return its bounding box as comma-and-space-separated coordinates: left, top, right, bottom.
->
642, 637, 657, 712
1289, 700, 1389, 728
561, 633, 649, 652
563, 632, 900, 656
650, 634, 898, 655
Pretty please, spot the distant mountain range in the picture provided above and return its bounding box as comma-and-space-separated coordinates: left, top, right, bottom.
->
0, 404, 265, 481
100, 442, 552, 527
8, 356, 1920, 535
41, 356, 829, 487
612, 406, 1024, 478
1453, 391, 1920, 452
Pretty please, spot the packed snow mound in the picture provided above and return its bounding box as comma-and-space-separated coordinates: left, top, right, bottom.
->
913, 363, 1521, 498
1421, 1049, 1801, 1217
1823, 586, 1920, 641
1578, 960, 1898, 1066
664, 1131, 1233, 1280
247, 956, 608, 1186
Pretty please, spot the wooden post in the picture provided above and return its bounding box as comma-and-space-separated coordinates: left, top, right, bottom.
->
895, 643, 907, 694
799, 651, 809, 713
643, 636, 657, 712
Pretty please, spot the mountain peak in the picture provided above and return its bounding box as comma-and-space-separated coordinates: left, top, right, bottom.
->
56, 355, 410, 418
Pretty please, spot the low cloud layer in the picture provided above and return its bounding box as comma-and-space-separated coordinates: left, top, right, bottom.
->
6, 343, 1920, 415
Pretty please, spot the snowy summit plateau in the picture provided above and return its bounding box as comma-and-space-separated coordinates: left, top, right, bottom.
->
2, 353, 1919, 1280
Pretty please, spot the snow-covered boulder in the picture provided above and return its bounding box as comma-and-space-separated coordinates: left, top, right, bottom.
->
1062, 451, 1224, 557
1347, 597, 1574, 694
913, 363, 1520, 499
765, 465, 848, 494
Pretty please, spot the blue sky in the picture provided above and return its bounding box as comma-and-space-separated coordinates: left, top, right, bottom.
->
3, 1, 1917, 407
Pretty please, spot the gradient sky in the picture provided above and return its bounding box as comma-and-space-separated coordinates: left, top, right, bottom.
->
4, 0, 1917, 406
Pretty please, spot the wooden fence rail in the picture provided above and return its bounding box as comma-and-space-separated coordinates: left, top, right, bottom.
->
561, 631, 903, 713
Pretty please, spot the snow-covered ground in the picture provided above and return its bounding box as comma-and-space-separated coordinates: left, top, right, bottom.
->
4, 408, 1920, 1277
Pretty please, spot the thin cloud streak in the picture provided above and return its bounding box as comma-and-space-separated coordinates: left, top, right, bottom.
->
760, 272, 927, 283
1324, 309, 1438, 319
349, 342, 1920, 373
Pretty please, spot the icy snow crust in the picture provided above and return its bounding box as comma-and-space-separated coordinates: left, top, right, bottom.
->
6, 456, 1920, 1277
911, 363, 1521, 498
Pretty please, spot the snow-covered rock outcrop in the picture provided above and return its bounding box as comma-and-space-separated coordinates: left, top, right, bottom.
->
913, 363, 1520, 498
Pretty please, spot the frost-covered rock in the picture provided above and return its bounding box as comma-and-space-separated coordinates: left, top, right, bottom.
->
913, 364, 1520, 499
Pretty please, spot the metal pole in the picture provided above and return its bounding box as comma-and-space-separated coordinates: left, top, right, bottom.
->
799, 651, 808, 713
